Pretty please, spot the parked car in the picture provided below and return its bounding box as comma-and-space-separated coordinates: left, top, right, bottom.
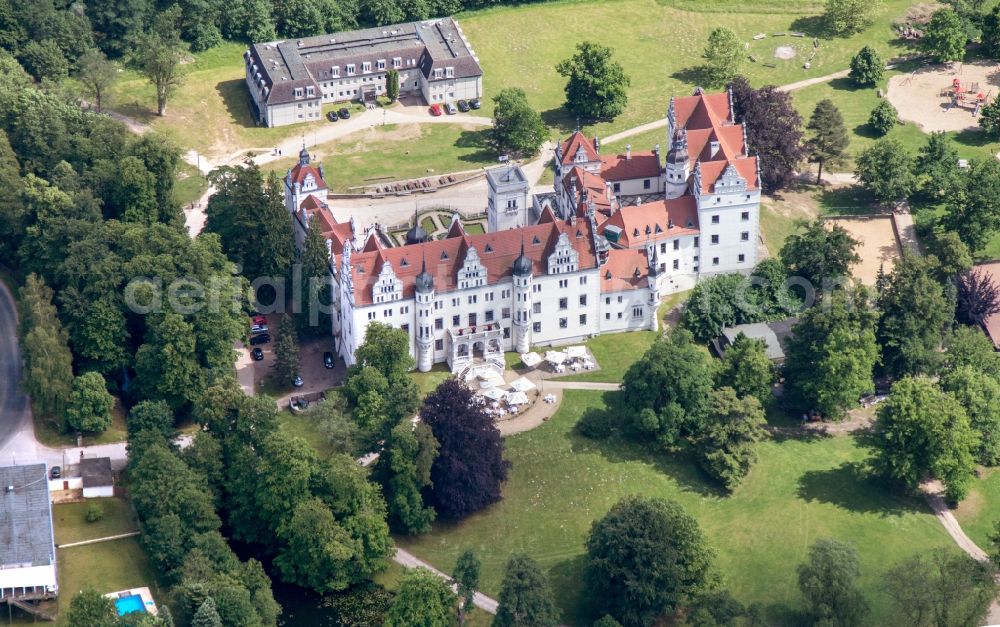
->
252, 315, 267, 326
293, 375, 304, 388
50, 466, 61, 479
323, 351, 335, 369
326, 111, 338, 122
469, 98, 481, 110
429, 103, 443, 116
251, 347, 264, 361
338, 107, 351, 119
457, 99, 469, 112
444, 102, 458, 115
251, 323, 268, 334
249, 333, 271, 346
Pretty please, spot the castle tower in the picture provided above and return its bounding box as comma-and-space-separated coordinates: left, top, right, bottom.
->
665, 129, 690, 199
647, 246, 661, 333
414, 259, 435, 372
511, 243, 533, 354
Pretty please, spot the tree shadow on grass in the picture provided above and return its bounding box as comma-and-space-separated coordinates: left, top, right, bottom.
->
547, 555, 594, 626
454, 128, 496, 164
827, 76, 860, 93
540, 107, 579, 136
953, 127, 992, 149
217, 78, 263, 129
816, 184, 877, 215
788, 15, 830, 38
796, 460, 925, 516
671, 66, 711, 89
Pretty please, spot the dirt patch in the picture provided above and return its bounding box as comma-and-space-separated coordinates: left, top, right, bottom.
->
825, 215, 901, 285
774, 46, 796, 60
887, 60, 1000, 133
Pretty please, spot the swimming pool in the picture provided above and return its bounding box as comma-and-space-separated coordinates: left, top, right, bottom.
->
115, 594, 146, 616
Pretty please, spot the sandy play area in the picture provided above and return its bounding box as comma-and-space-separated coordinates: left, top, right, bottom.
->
825, 215, 902, 285
887, 61, 1000, 133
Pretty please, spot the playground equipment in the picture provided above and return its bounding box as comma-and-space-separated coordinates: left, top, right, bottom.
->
944, 78, 992, 116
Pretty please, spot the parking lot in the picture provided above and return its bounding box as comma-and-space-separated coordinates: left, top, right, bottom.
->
242, 314, 345, 399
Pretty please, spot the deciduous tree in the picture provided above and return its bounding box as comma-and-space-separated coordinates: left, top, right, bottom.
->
376, 419, 438, 534
384, 567, 455, 627
555, 41, 630, 120
924, 8, 968, 63
868, 99, 898, 136
129, 7, 186, 116
883, 549, 994, 627
494, 554, 561, 627
779, 219, 860, 287
715, 334, 776, 407
943, 157, 1000, 251
695, 388, 768, 490
730, 77, 805, 192
940, 366, 1000, 466
806, 99, 850, 183
489, 87, 546, 158
66, 588, 118, 627
78, 48, 118, 112
797, 539, 869, 627
943, 324, 1000, 378
680, 273, 760, 342
855, 137, 914, 203
65, 372, 114, 433
19, 273, 74, 422
915, 132, 961, 201
452, 549, 480, 627
585, 496, 716, 627
849, 45, 884, 86
702, 27, 743, 89
824, 0, 879, 36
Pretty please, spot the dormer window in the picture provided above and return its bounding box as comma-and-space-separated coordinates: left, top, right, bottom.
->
484, 244, 493, 253
377, 59, 386, 70
347, 64, 356, 76
433, 68, 443, 79
445, 67, 454, 78
532, 236, 540, 245
440, 251, 449, 260
306, 86, 315, 97
331, 66, 339, 77
362, 61, 372, 73
293, 87, 303, 98
401, 258, 409, 267
393, 57, 402, 68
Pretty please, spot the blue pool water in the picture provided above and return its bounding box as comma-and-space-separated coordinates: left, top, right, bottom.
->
115, 594, 146, 616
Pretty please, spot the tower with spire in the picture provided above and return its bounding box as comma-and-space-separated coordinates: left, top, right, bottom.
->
511, 242, 534, 354
414, 257, 435, 372
283, 141, 329, 219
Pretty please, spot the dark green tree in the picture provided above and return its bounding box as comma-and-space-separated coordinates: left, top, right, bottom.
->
620, 329, 714, 447
585, 496, 716, 627
928, 231, 972, 279
914, 132, 961, 201
555, 41, 630, 120
386, 68, 399, 101
0, 128, 23, 267
66, 588, 118, 627
19, 273, 74, 422
849, 45, 884, 86
20, 39, 68, 82
924, 8, 968, 63
942, 157, 1000, 251
943, 324, 1000, 378
870, 376, 976, 503
384, 567, 455, 627
984, 4, 1000, 58
452, 549, 480, 627
494, 553, 561, 627
806, 99, 850, 183
868, 99, 898, 136
489, 87, 546, 158
797, 539, 869, 627
191, 597, 223, 627
65, 372, 114, 433
940, 366, 1000, 466
127, 400, 175, 441
680, 273, 759, 342
134, 313, 204, 410
297, 217, 333, 336
854, 137, 915, 203
274, 497, 361, 593
883, 549, 994, 627
129, 7, 186, 116
784, 289, 879, 419
980, 99, 1000, 139
273, 314, 300, 386
715, 334, 776, 407
695, 387, 768, 491
824, 0, 879, 36
377, 419, 439, 534
701, 27, 743, 88
779, 219, 860, 287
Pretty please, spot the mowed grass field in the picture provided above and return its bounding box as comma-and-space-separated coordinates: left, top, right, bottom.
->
956, 467, 1000, 549
397, 390, 957, 625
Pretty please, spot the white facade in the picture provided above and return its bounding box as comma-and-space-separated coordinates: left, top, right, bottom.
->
487, 166, 531, 232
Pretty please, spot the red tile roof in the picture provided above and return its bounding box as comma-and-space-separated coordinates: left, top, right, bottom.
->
697, 157, 759, 193
299, 196, 354, 254
598, 196, 699, 248
348, 219, 598, 306
601, 248, 650, 292
289, 162, 327, 188
673, 90, 731, 130
563, 166, 613, 214
558, 131, 599, 166
599, 152, 661, 182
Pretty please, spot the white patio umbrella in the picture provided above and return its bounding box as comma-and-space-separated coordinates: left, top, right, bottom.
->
507, 391, 530, 405
520, 352, 542, 367
545, 350, 567, 366
482, 388, 507, 401
510, 377, 536, 392
566, 345, 587, 359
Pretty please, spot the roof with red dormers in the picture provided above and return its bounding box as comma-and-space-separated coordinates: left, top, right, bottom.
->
598, 196, 699, 248
601, 248, 650, 292
348, 219, 597, 306
564, 166, 613, 214
288, 162, 327, 189
697, 158, 759, 193
673, 90, 731, 130
599, 152, 661, 182
670, 89, 758, 193
299, 196, 353, 255
558, 131, 599, 166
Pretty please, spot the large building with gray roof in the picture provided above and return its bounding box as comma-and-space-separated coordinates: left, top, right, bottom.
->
0, 464, 57, 603
245, 17, 483, 127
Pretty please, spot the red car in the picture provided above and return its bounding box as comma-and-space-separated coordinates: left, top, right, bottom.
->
429, 103, 443, 117
252, 315, 267, 326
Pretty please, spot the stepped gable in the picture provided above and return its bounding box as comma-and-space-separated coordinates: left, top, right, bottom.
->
671, 89, 758, 193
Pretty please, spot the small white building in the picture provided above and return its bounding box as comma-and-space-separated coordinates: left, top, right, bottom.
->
0, 464, 57, 606
80, 457, 113, 499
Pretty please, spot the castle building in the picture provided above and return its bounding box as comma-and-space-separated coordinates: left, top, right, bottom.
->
285, 88, 760, 372
245, 17, 483, 127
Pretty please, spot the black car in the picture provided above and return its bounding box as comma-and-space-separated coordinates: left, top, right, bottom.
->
50, 466, 61, 479
249, 333, 271, 346
251, 347, 264, 361
326, 111, 338, 122
338, 107, 351, 119
323, 351, 335, 369
457, 99, 470, 112
469, 98, 481, 110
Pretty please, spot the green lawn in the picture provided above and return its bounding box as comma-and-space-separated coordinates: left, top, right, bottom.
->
559, 330, 656, 383
397, 390, 957, 625
53, 498, 138, 546
173, 160, 209, 207
955, 467, 1000, 550
410, 363, 453, 398
260, 123, 496, 191
277, 409, 337, 458
32, 397, 128, 448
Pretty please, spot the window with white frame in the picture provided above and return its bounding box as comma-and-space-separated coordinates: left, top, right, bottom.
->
433, 68, 443, 79
332, 66, 339, 77
346, 64, 355, 75
362, 61, 371, 73
393, 57, 402, 68
377, 59, 386, 70
445, 67, 454, 78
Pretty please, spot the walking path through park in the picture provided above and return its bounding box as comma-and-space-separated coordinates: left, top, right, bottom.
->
393, 547, 499, 614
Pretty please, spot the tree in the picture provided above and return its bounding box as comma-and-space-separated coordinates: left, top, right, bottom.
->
134, 312, 204, 410
384, 567, 455, 627
585, 496, 716, 627
824, 0, 879, 36
489, 87, 546, 158
191, 597, 223, 627
620, 329, 714, 447
730, 77, 805, 192
19, 273, 74, 422
273, 315, 300, 386
555, 41, 630, 120
423, 380, 508, 519
877, 253, 953, 376
806, 99, 850, 184
344, 322, 420, 440
849, 45, 884, 86
985, 5, 1000, 59
452, 549, 480, 627
715, 334, 776, 407
130, 7, 186, 116
957, 267, 1000, 326
942, 157, 1000, 251
751, 257, 803, 318
493, 554, 560, 627
784, 289, 879, 419
980, 99, 1000, 139
855, 137, 914, 203
779, 219, 860, 287
680, 273, 760, 342
695, 388, 767, 491
386, 68, 399, 101
868, 99, 898, 136
298, 217, 333, 335
274, 498, 361, 594
593, 616, 623, 627
702, 27, 743, 89
943, 324, 1000, 378
797, 539, 869, 627
871, 376, 976, 503
378, 419, 438, 534
924, 8, 968, 63
78, 48, 118, 113
883, 549, 994, 627
20, 39, 68, 82
66, 588, 118, 627
0, 129, 23, 267
65, 372, 114, 433
941, 366, 1000, 466
915, 132, 961, 201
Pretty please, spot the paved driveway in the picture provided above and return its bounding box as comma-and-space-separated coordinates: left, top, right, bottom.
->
0, 278, 29, 452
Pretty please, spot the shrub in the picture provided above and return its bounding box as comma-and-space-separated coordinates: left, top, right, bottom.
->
576, 407, 614, 439
86, 502, 105, 523
869, 100, 898, 136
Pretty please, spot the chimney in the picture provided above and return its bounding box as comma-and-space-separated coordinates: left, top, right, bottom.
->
625, 144, 632, 160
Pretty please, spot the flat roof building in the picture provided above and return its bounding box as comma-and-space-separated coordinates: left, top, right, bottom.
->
0, 464, 57, 604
